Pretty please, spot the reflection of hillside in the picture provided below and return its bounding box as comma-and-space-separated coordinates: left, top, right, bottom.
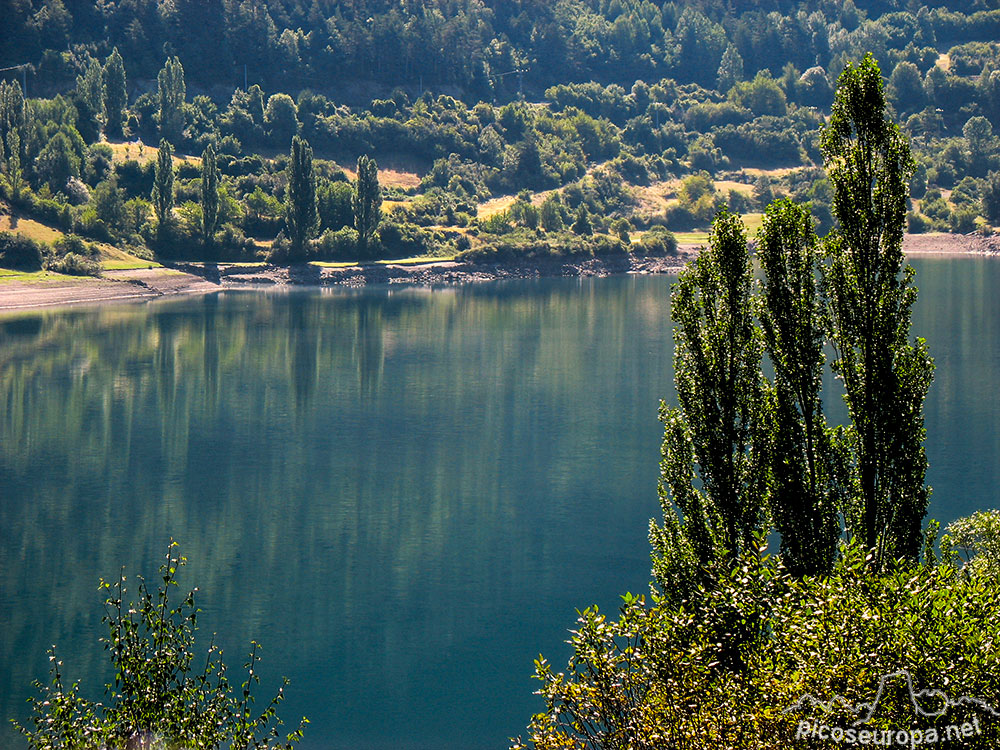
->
0, 278, 678, 747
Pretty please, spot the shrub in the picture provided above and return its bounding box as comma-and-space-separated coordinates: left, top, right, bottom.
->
0, 232, 44, 270
907, 212, 933, 233
52, 234, 98, 258
950, 208, 978, 233
46, 251, 102, 276
15, 543, 306, 750
515, 542, 1000, 750
377, 222, 436, 258
637, 227, 678, 256
313, 227, 359, 260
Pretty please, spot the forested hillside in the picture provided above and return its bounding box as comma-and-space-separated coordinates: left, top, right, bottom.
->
1, 0, 1000, 267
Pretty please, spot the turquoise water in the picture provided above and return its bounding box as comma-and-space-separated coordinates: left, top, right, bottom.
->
1, 258, 998, 749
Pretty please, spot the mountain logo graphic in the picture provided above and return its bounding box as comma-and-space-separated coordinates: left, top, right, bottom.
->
784, 669, 1000, 727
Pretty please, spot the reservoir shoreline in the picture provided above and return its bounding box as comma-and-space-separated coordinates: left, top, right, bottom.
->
0, 232, 994, 313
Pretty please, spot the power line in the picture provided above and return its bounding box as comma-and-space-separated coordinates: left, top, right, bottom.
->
0, 63, 29, 95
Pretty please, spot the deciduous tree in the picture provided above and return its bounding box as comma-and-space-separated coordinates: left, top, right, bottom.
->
650, 210, 767, 596
821, 53, 934, 565
758, 198, 844, 576
151, 139, 175, 238
353, 154, 381, 256
200, 143, 219, 246
103, 48, 128, 139
286, 136, 318, 259
157, 56, 186, 143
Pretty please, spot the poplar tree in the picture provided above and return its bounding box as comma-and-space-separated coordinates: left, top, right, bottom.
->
157, 56, 186, 143
758, 198, 843, 576
821, 53, 934, 565
0, 80, 26, 144
200, 143, 219, 246
75, 57, 105, 140
103, 48, 128, 139
151, 139, 175, 239
286, 135, 317, 259
650, 210, 768, 595
353, 154, 382, 256
5, 129, 22, 199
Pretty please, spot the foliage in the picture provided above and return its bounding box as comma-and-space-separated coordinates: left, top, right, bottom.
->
516, 543, 1000, 750
983, 172, 1000, 224
942, 510, 1000, 578
285, 136, 318, 260
650, 210, 767, 598
757, 199, 843, 576
151, 139, 175, 240
353, 155, 382, 257
201, 144, 220, 246
821, 53, 934, 565
103, 48, 128, 139
0, 231, 43, 270
157, 57, 186, 144
636, 226, 677, 256
14, 543, 306, 750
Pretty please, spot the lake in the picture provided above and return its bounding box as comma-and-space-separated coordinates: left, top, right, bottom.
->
1, 257, 999, 750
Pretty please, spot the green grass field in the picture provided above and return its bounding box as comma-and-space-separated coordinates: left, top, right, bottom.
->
673, 212, 764, 245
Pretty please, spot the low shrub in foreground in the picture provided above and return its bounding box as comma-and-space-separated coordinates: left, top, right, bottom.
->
514, 541, 1000, 750
15, 543, 307, 750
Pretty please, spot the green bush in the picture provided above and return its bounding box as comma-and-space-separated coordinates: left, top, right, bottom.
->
0, 232, 44, 270
45, 251, 102, 276
313, 227, 359, 260
907, 212, 933, 233
637, 227, 679, 256
515, 542, 1000, 750
15, 543, 307, 750
377, 222, 437, 258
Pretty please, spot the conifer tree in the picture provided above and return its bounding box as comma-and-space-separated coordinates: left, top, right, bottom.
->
151, 139, 175, 239
286, 136, 318, 259
200, 143, 219, 246
821, 53, 934, 565
103, 48, 128, 139
353, 154, 382, 256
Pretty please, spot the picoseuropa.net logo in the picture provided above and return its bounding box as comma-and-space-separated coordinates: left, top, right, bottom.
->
783, 669, 999, 747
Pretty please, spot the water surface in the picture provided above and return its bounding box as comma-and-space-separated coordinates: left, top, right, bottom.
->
1, 258, 998, 749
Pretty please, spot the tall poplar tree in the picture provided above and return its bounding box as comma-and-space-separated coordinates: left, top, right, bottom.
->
0, 80, 25, 143
151, 139, 175, 239
286, 135, 317, 259
353, 154, 382, 256
157, 56, 186, 143
758, 198, 844, 576
103, 48, 128, 139
821, 53, 934, 565
75, 57, 105, 141
200, 143, 219, 246
4, 129, 21, 199
650, 210, 768, 596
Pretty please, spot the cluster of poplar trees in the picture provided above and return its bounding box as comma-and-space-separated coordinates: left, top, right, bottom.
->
150, 132, 382, 259
651, 54, 935, 590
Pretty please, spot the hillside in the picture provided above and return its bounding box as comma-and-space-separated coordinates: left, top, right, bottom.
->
0, 0, 998, 268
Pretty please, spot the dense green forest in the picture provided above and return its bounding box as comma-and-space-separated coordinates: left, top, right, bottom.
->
1, 0, 1000, 266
